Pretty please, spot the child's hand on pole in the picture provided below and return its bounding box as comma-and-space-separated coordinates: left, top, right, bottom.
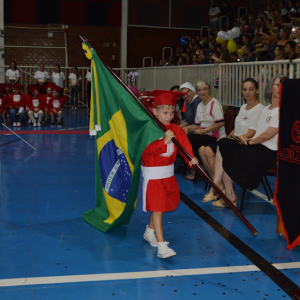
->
164, 130, 175, 144
189, 157, 199, 166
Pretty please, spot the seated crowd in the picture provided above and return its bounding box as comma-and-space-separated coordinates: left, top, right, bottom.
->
140, 74, 281, 207
154, 1, 300, 67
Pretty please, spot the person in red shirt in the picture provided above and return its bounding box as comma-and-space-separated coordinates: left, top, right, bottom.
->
48, 85, 67, 127
42, 82, 56, 124
8, 83, 26, 127
141, 89, 198, 259
0, 84, 8, 125
26, 84, 44, 127
5, 83, 12, 97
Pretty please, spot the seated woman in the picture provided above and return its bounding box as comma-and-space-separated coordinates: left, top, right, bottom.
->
8, 83, 26, 127
200, 78, 264, 202
184, 81, 226, 180
210, 75, 283, 208
26, 84, 44, 127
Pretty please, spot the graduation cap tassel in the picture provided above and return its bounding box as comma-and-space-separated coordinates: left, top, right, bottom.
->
79, 35, 258, 236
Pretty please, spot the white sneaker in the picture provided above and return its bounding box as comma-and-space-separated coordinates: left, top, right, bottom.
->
13, 122, 17, 126
17, 122, 21, 126
27, 119, 32, 124
143, 225, 158, 247
37, 122, 41, 126
33, 122, 37, 127
157, 242, 176, 259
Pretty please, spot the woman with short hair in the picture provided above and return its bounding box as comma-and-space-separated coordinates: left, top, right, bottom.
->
184, 81, 226, 180
210, 75, 284, 207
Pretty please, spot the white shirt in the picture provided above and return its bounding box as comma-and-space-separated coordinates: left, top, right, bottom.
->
281, 8, 288, 16
85, 72, 91, 81
194, 97, 226, 139
234, 103, 264, 136
32, 99, 40, 108
45, 95, 52, 104
52, 72, 65, 88
6, 69, 20, 80
34, 71, 50, 83
209, 6, 221, 23
253, 105, 279, 151
69, 73, 81, 85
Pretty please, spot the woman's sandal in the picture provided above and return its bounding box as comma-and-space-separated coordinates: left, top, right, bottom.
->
202, 189, 225, 203
186, 171, 196, 181
212, 199, 237, 208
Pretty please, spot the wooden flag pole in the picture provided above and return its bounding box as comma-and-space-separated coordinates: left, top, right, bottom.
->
80, 36, 258, 236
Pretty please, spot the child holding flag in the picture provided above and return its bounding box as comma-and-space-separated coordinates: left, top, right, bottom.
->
141, 90, 198, 259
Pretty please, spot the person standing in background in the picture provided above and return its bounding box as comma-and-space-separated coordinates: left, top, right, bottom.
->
69, 66, 81, 111
209, 1, 221, 32
34, 63, 49, 92
5, 62, 20, 84
52, 64, 65, 98
85, 67, 91, 113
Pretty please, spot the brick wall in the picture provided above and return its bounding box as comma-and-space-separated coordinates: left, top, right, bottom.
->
4, 24, 121, 68
127, 27, 203, 68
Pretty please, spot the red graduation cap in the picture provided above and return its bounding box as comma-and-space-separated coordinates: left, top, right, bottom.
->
0, 84, 5, 93
52, 85, 63, 93
12, 83, 24, 90
5, 83, 11, 88
43, 82, 56, 91
147, 89, 186, 107
27, 84, 40, 95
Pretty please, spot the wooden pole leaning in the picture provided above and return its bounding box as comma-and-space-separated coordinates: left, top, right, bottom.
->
79, 35, 258, 236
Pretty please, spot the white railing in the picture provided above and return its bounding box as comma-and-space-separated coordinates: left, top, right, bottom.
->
3, 60, 300, 108
114, 59, 300, 107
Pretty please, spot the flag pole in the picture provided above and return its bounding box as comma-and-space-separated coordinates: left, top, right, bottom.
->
80, 36, 258, 236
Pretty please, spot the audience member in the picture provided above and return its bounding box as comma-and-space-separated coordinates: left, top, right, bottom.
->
242, 34, 251, 45
278, 27, 291, 45
238, 44, 256, 62
171, 85, 185, 124
209, 75, 283, 207
52, 64, 65, 97
199, 78, 264, 202
178, 57, 186, 66
183, 81, 225, 180
68, 65, 81, 111
192, 55, 198, 65
279, 2, 288, 17
5, 62, 20, 84
285, 40, 297, 60
34, 63, 49, 91
85, 67, 91, 111
274, 44, 285, 60
244, 23, 254, 40
198, 51, 209, 64
209, 1, 221, 31
248, 13, 257, 29
295, 42, 300, 58
221, 0, 232, 27
179, 82, 201, 129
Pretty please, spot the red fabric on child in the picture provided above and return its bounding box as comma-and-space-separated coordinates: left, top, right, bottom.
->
7, 94, 27, 112
141, 123, 194, 212
27, 95, 45, 111
47, 95, 67, 114
0, 95, 8, 113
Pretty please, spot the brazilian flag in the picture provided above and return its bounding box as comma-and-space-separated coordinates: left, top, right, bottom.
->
81, 42, 164, 232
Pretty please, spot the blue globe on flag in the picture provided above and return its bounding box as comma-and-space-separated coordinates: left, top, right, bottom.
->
99, 140, 132, 203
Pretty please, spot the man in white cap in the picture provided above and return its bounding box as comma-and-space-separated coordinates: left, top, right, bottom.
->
179, 82, 202, 129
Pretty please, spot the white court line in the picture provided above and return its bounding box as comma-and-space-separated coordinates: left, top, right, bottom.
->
1, 262, 300, 287
250, 189, 274, 205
